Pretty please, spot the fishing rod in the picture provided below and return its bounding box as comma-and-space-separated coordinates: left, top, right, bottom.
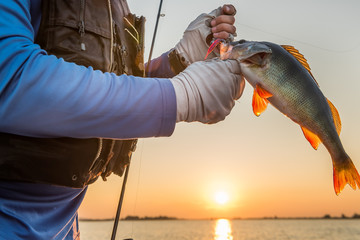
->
110, 1, 164, 239
145, 0, 164, 74
110, 164, 131, 240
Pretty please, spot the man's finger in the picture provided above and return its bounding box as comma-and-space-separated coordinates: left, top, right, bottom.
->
212, 23, 236, 35
211, 15, 235, 27
221, 4, 237, 16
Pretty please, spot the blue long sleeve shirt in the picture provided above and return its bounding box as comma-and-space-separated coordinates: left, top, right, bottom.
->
0, 1, 177, 239
0, 0, 176, 139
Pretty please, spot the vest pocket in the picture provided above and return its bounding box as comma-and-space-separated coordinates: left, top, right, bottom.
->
36, 0, 112, 72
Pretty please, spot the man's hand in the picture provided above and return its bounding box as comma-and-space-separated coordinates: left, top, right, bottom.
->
211, 5, 236, 40
174, 4, 237, 66
170, 58, 245, 124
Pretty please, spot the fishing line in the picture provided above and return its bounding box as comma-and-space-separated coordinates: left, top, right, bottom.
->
129, 139, 145, 238
110, 139, 145, 240
237, 23, 360, 53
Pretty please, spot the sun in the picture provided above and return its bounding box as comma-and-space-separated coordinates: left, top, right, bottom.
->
214, 191, 230, 205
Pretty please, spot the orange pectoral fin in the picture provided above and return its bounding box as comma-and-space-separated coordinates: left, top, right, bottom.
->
256, 85, 273, 98
252, 85, 271, 117
301, 126, 321, 150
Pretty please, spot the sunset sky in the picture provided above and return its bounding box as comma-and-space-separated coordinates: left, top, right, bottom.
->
79, 0, 360, 220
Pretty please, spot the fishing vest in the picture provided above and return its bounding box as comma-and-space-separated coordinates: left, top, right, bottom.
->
0, 0, 145, 188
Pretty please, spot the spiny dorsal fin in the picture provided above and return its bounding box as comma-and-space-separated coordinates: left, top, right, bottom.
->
281, 45, 319, 86
327, 98, 342, 135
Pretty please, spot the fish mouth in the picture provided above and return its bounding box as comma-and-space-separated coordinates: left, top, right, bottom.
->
240, 52, 271, 66
228, 40, 272, 66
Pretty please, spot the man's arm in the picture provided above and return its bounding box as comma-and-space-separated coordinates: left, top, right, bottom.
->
0, 1, 176, 139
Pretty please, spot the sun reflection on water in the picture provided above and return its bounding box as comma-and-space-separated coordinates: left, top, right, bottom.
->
214, 219, 233, 240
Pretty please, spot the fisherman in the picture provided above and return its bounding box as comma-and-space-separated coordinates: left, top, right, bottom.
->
0, 1, 243, 239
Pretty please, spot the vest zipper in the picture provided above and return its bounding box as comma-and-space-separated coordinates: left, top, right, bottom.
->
78, 0, 86, 51
107, 0, 115, 171
89, 138, 103, 172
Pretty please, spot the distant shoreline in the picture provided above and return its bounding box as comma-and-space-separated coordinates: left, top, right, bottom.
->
80, 213, 360, 221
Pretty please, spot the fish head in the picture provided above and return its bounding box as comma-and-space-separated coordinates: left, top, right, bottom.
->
225, 40, 273, 86
226, 40, 272, 67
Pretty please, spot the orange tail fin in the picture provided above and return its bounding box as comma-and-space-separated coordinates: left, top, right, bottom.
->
333, 157, 360, 195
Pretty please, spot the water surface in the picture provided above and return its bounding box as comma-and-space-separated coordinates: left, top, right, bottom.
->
79, 219, 360, 240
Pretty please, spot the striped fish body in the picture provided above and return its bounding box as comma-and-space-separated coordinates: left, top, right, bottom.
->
225, 40, 359, 195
